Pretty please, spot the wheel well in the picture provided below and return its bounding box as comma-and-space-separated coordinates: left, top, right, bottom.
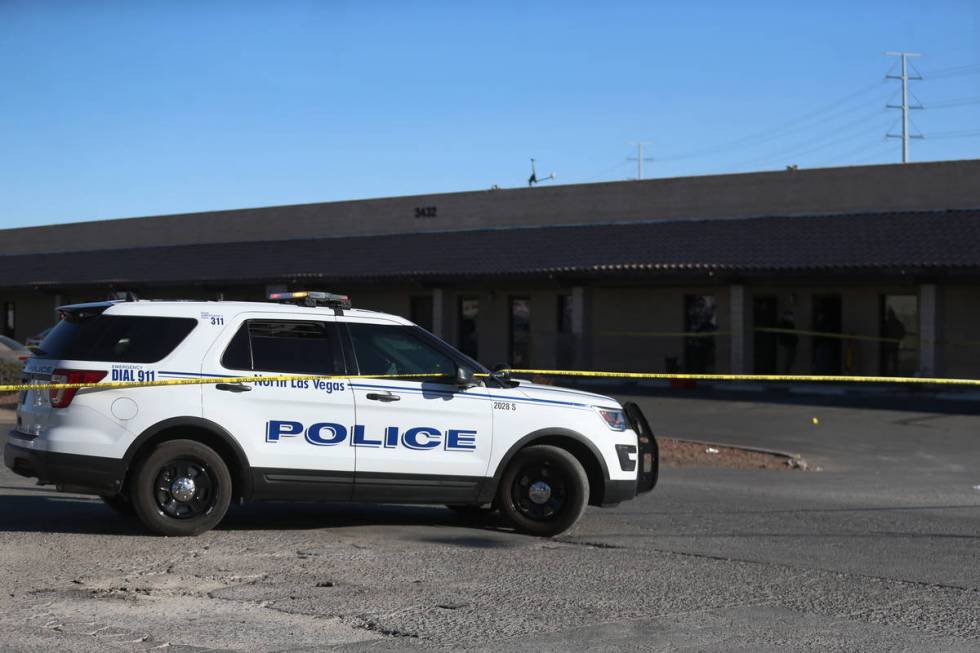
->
526, 435, 606, 506
123, 424, 249, 501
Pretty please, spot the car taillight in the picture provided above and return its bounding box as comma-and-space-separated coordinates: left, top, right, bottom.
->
50, 369, 107, 408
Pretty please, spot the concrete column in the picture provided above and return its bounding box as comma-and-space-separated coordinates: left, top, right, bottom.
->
432, 288, 446, 339
729, 285, 748, 373
919, 284, 937, 376
571, 286, 593, 369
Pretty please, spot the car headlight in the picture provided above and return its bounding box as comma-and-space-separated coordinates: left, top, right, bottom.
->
594, 406, 627, 431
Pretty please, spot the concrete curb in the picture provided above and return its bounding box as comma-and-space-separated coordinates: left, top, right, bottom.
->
667, 436, 801, 462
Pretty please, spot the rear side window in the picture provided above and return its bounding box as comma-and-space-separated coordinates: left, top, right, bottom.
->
221, 320, 343, 375
37, 315, 197, 363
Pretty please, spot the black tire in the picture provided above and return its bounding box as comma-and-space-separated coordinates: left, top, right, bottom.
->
496, 445, 589, 537
100, 493, 137, 517
131, 439, 232, 537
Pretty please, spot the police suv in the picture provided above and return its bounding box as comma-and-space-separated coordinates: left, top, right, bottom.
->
5, 292, 657, 537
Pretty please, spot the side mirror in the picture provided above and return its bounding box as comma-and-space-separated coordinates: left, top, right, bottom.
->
489, 364, 511, 383
455, 366, 478, 388
489, 364, 518, 387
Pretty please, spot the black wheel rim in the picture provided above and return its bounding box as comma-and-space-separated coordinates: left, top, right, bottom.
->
511, 460, 568, 521
153, 458, 216, 519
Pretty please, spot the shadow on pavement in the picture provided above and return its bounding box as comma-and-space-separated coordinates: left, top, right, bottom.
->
0, 494, 145, 535
0, 493, 508, 537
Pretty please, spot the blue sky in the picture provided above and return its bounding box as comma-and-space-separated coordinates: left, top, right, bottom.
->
0, 0, 978, 228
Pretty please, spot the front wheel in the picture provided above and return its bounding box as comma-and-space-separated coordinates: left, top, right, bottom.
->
496, 445, 589, 537
131, 439, 232, 537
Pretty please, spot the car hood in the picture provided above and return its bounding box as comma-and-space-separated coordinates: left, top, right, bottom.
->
506, 379, 621, 409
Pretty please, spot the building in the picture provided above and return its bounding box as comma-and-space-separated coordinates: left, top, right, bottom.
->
2, 159, 980, 378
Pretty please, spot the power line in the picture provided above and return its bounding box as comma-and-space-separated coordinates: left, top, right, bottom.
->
833, 135, 892, 164
654, 79, 888, 162
724, 106, 891, 170
924, 96, 980, 109
576, 159, 631, 184
885, 51, 923, 163
923, 129, 980, 139
918, 63, 980, 79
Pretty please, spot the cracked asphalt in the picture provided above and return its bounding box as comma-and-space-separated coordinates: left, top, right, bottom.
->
1, 395, 978, 651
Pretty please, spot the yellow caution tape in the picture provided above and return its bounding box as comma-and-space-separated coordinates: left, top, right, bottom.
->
600, 330, 732, 338
604, 327, 980, 349
752, 327, 903, 344
3, 368, 980, 394
0, 372, 446, 393
500, 368, 980, 387
602, 328, 901, 343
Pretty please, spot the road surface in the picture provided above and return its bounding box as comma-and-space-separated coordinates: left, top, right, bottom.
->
0, 396, 977, 651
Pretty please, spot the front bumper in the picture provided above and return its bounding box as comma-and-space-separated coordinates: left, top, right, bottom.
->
4, 430, 125, 494
601, 478, 639, 505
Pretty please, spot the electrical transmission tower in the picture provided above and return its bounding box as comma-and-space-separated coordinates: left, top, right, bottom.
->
885, 51, 923, 163
627, 142, 653, 179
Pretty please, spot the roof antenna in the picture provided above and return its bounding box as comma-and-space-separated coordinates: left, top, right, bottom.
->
528, 158, 556, 187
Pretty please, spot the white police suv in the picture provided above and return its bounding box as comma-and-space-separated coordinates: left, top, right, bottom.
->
5, 292, 657, 537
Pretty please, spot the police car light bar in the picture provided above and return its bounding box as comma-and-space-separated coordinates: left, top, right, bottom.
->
267, 291, 352, 309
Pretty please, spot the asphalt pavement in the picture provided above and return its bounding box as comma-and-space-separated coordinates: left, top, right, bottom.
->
0, 397, 977, 652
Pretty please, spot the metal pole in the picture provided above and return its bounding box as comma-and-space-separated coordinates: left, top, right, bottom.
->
627, 142, 653, 180
901, 54, 909, 163
885, 51, 922, 164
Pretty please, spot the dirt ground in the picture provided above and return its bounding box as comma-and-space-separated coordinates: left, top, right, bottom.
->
659, 437, 801, 470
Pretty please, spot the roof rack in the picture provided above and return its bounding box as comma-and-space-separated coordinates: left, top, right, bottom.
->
267, 290, 352, 314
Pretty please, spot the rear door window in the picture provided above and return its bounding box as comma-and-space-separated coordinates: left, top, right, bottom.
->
37, 315, 197, 363
221, 320, 344, 374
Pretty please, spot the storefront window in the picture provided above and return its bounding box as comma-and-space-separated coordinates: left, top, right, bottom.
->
457, 297, 479, 360
410, 296, 434, 332
880, 295, 918, 376
556, 294, 574, 368
684, 295, 717, 373
510, 297, 531, 367
2, 302, 13, 338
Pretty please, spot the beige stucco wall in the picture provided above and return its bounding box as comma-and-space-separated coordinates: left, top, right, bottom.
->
938, 285, 980, 379
590, 286, 731, 373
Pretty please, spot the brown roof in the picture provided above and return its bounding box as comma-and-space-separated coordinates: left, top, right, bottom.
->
1, 209, 979, 288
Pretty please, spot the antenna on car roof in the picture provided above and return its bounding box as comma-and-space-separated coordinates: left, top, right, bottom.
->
107, 291, 138, 302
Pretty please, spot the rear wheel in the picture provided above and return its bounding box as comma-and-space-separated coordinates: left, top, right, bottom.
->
99, 493, 136, 517
496, 445, 589, 537
131, 439, 232, 536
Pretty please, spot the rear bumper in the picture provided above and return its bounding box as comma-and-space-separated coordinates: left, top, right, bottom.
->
4, 430, 125, 494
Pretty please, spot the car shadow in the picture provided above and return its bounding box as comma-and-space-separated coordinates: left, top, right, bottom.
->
0, 493, 510, 538
0, 494, 147, 535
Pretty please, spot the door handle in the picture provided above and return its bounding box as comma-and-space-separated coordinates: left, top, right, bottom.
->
366, 392, 400, 402
216, 383, 252, 393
